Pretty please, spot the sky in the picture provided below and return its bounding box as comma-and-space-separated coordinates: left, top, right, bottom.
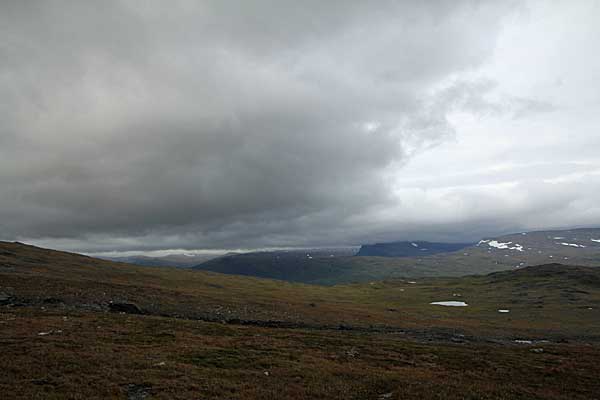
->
1, 1, 600, 254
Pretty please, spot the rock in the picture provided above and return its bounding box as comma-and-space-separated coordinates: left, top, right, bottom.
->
125, 384, 151, 400
0, 292, 14, 305
530, 348, 544, 353
31, 378, 51, 386
109, 302, 144, 315
379, 393, 393, 399
43, 297, 62, 304
263, 371, 270, 376
345, 347, 359, 358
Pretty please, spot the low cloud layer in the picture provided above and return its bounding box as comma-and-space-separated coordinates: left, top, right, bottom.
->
1, 1, 599, 253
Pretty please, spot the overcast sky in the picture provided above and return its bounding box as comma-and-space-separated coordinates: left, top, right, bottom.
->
1, 1, 600, 254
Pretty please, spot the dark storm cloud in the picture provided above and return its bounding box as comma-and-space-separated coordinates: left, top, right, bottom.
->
6, 0, 595, 252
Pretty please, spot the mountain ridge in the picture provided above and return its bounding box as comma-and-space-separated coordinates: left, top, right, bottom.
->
193, 228, 600, 284
356, 240, 473, 257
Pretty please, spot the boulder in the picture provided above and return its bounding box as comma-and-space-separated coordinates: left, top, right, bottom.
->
109, 302, 144, 315
0, 292, 14, 305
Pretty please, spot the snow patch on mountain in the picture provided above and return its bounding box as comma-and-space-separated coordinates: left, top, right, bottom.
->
559, 242, 586, 248
485, 240, 524, 252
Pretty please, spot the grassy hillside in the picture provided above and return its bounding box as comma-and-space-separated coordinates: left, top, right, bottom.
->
2, 241, 600, 338
2, 241, 600, 398
194, 228, 600, 284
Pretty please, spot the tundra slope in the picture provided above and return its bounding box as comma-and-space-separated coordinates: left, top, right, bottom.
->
2, 241, 600, 399
1, 240, 600, 339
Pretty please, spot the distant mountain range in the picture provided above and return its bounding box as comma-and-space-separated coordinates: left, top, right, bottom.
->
356, 241, 473, 257
193, 228, 600, 285
102, 253, 222, 268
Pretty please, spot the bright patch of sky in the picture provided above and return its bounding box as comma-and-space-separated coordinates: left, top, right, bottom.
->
388, 1, 600, 241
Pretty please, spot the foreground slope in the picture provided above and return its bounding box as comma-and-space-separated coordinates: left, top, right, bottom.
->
4, 308, 600, 400
2, 241, 600, 399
